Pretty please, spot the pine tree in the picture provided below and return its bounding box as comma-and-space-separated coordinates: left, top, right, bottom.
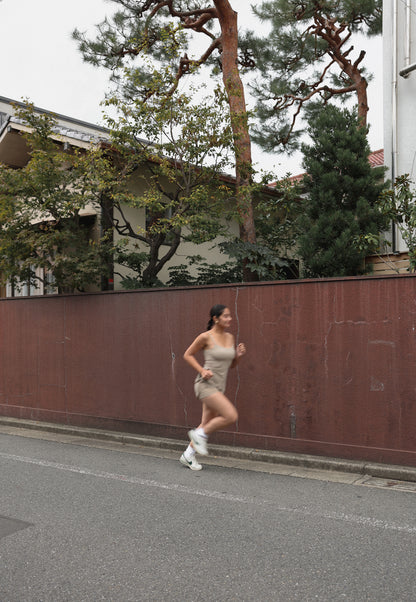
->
244, 0, 382, 152
297, 105, 387, 277
73, 0, 259, 280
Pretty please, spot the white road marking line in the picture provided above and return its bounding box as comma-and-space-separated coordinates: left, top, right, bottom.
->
1, 450, 415, 535
0, 451, 248, 503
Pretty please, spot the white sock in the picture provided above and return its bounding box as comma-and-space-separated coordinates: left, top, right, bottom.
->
184, 444, 195, 460
195, 427, 207, 439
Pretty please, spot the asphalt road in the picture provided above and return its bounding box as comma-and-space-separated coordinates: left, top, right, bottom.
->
0, 428, 415, 602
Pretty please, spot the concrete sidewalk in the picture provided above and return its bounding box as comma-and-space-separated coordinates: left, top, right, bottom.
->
0, 415, 415, 484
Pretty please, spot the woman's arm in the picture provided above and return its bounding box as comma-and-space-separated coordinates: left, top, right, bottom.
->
231, 341, 246, 368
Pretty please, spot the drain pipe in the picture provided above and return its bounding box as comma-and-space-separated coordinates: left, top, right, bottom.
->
391, 0, 398, 252
405, 0, 411, 66
400, 0, 416, 77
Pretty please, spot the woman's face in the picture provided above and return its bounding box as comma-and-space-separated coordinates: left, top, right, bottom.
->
216, 307, 232, 329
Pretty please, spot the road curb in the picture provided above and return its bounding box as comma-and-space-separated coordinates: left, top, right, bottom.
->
1, 416, 415, 483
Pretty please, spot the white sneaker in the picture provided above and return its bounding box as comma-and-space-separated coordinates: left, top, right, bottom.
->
180, 453, 202, 471
188, 429, 208, 456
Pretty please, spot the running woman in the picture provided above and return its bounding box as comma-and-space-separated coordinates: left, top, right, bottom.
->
180, 304, 246, 470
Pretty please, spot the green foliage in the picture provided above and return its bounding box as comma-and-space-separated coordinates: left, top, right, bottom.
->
245, 0, 382, 152
96, 79, 236, 287
73, 1, 260, 275
379, 175, 416, 272
297, 105, 388, 277
73, 4, 191, 94
167, 258, 242, 287
113, 246, 148, 285
254, 175, 303, 262
219, 239, 290, 281
195, 260, 242, 285
165, 175, 304, 286
0, 103, 114, 293
166, 230, 300, 286
166, 264, 196, 287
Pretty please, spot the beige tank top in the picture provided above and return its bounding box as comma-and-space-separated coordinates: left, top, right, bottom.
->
194, 333, 236, 393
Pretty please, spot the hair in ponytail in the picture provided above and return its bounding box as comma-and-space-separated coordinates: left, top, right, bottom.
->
207, 304, 227, 330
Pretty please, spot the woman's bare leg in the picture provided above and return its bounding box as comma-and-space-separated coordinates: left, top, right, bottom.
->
186, 394, 237, 457
189, 404, 217, 450
199, 404, 218, 429
199, 392, 238, 435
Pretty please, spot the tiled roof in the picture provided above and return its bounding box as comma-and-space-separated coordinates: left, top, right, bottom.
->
9, 115, 107, 145
287, 172, 306, 184
368, 149, 384, 167
283, 149, 385, 185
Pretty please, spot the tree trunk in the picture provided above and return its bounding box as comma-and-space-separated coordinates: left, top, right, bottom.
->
320, 18, 369, 128
214, 1, 258, 280
99, 193, 115, 291
355, 76, 369, 127
335, 49, 369, 127
142, 230, 181, 285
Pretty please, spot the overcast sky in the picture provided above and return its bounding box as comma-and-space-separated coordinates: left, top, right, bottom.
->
0, 0, 383, 177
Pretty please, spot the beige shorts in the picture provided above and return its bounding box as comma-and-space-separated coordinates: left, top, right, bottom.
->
194, 374, 224, 400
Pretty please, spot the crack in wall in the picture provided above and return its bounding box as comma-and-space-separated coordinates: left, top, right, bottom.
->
324, 319, 396, 378
63, 298, 68, 418
171, 345, 188, 423
368, 340, 396, 347
233, 287, 241, 432
165, 314, 188, 423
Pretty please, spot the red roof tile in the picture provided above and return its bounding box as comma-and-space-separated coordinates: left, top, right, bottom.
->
275, 149, 385, 186
368, 149, 384, 167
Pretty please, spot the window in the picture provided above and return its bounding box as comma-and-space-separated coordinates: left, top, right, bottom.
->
6, 267, 57, 297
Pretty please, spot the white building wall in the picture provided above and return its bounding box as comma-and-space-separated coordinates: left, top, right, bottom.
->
383, 0, 416, 252
113, 168, 239, 289
0, 95, 241, 290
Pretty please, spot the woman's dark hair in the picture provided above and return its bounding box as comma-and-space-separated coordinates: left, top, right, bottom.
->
207, 304, 227, 330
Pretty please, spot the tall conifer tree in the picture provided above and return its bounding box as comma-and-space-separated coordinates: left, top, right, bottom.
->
245, 0, 382, 152
73, 0, 259, 280
298, 105, 387, 277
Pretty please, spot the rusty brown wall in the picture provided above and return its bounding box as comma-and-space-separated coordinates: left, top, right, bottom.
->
0, 274, 415, 466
